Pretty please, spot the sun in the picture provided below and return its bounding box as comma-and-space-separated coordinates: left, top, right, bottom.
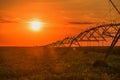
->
30, 20, 43, 31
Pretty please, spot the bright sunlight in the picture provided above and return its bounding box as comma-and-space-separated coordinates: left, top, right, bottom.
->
30, 20, 44, 31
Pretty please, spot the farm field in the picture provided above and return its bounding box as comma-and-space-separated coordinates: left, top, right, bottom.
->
0, 46, 120, 80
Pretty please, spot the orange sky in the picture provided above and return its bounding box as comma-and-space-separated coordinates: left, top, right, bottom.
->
0, 0, 120, 46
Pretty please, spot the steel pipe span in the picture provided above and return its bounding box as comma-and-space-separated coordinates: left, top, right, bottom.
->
47, 23, 120, 47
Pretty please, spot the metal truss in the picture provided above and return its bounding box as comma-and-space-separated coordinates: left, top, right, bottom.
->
47, 23, 120, 47
47, 40, 62, 47
104, 28, 120, 60
69, 23, 120, 47
47, 36, 75, 47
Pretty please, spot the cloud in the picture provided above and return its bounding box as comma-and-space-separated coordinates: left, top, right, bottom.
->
0, 17, 18, 23
68, 21, 95, 25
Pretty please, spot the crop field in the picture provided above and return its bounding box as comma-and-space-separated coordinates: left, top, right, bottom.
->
0, 46, 120, 80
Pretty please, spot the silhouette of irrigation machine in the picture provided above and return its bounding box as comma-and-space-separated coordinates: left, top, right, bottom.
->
46, 0, 120, 67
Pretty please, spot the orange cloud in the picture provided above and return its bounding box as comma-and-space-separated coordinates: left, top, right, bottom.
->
0, 17, 18, 23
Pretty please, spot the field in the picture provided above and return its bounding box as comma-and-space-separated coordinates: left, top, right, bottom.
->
0, 46, 120, 80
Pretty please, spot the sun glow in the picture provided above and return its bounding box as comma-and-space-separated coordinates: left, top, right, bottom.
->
30, 20, 43, 31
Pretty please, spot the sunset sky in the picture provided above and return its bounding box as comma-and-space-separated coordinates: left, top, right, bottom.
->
0, 0, 120, 46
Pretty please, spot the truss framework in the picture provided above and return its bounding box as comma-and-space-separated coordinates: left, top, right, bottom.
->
47, 36, 75, 47
70, 23, 120, 47
47, 23, 120, 47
